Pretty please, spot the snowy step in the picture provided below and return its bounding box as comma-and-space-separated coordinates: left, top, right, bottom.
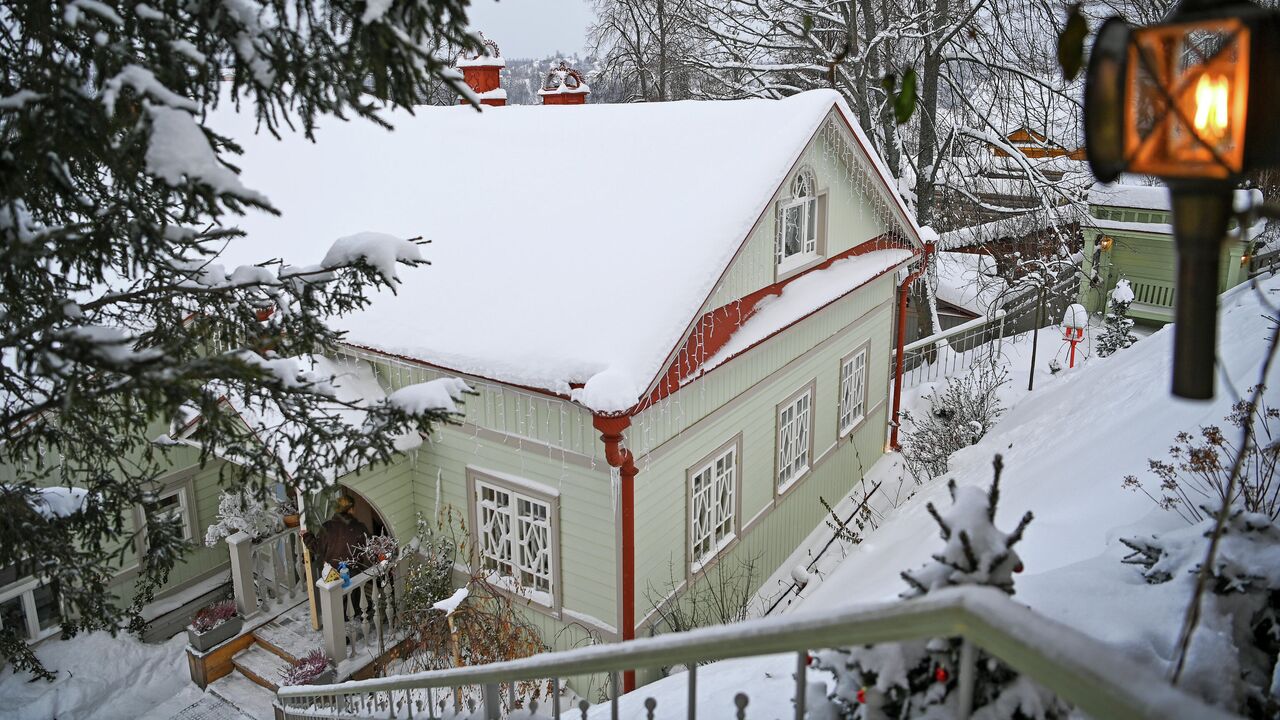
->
231, 643, 288, 691
168, 692, 252, 720
209, 671, 280, 720
252, 601, 319, 662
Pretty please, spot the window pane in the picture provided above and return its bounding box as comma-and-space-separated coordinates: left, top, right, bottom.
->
783, 206, 801, 258
0, 596, 30, 641
805, 198, 817, 253
32, 583, 59, 631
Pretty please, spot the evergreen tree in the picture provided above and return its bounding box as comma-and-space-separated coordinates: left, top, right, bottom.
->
1097, 279, 1138, 357
810, 457, 1069, 720
1, 0, 478, 676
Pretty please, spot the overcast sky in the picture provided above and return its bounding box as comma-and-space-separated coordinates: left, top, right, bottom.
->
465, 0, 595, 59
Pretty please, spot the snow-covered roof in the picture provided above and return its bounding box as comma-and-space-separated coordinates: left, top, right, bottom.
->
934, 251, 1007, 317
1088, 181, 1263, 211
210, 90, 920, 412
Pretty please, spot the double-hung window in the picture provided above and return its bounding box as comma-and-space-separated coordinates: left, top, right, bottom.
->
0, 568, 61, 644
471, 472, 558, 607
839, 348, 869, 435
777, 385, 814, 492
689, 441, 738, 572
777, 171, 819, 271
139, 484, 193, 553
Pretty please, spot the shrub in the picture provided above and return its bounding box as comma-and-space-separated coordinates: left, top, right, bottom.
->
900, 361, 1007, 483
279, 649, 332, 686
203, 489, 282, 547
191, 599, 237, 633
1123, 390, 1279, 524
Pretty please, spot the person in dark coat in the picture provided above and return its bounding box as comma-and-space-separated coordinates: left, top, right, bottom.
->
303, 494, 371, 617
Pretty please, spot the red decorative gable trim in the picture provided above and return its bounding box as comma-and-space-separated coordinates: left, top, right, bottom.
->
637, 234, 912, 410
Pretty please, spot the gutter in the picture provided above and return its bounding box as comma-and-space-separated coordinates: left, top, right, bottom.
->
890, 242, 934, 450
592, 414, 638, 694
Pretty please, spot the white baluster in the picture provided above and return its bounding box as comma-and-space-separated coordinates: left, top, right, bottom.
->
317, 575, 346, 662
227, 532, 256, 618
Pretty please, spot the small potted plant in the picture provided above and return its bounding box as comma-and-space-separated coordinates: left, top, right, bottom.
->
187, 599, 243, 652
278, 649, 335, 686
278, 496, 300, 528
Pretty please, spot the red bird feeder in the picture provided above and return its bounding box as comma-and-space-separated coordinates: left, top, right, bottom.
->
1061, 303, 1088, 369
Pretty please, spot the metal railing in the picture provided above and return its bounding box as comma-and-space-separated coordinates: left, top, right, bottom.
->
275, 587, 1230, 720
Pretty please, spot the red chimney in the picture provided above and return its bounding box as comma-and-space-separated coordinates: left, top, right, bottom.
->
538, 61, 591, 105
457, 35, 506, 107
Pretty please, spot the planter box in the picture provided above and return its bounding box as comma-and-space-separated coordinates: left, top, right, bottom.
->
187, 616, 244, 652
308, 667, 336, 686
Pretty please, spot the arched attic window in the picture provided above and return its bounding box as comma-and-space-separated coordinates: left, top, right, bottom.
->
777, 168, 820, 270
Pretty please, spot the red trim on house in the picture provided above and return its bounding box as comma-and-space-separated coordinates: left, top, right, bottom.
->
637, 235, 911, 409
593, 414, 637, 693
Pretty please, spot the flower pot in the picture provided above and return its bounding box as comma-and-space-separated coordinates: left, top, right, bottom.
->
187, 615, 244, 652
308, 668, 336, 686
283, 514, 300, 528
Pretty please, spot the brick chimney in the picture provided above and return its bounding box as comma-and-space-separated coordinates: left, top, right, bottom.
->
538, 61, 591, 105
456, 35, 506, 107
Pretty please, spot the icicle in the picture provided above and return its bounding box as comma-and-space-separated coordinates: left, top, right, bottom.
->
610, 465, 621, 516
434, 469, 442, 524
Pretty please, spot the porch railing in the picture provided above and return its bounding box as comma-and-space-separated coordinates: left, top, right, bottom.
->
317, 557, 409, 665
275, 586, 1231, 720
228, 527, 308, 619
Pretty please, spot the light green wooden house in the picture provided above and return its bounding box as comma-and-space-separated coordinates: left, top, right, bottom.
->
5, 88, 927, 698
1078, 183, 1266, 324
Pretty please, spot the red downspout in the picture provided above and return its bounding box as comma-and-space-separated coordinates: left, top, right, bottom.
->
890, 243, 934, 450
593, 414, 638, 694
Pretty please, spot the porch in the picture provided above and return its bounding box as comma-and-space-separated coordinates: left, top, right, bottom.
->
180, 525, 414, 717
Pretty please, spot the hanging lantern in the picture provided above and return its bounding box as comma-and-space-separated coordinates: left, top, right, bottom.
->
1084, 0, 1280, 399
1098, 235, 1115, 252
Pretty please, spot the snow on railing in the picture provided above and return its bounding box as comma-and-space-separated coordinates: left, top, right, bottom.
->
228, 527, 308, 618
274, 587, 1230, 720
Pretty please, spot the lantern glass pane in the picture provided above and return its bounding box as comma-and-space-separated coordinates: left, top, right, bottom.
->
1125, 19, 1250, 178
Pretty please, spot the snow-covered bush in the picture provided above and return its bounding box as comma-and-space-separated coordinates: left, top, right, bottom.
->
1097, 280, 1137, 357
190, 599, 238, 633
1120, 509, 1280, 717
810, 457, 1068, 720
278, 649, 332, 686
203, 490, 283, 546
900, 362, 1006, 483
1123, 390, 1279, 524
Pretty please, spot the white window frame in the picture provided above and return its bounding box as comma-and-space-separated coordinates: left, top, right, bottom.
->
839, 344, 870, 437
776, 382, 815, 494
467, 468, 561, 611
688, 436, 741, 575
0, 574, 61, 644
136, 482, 195, 554
777, 170, 821, 273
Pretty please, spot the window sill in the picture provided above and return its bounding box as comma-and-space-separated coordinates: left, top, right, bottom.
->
775, 465, 811, 499
689, 533, 739, 579
838, 413, 867, 440
777, 253, 823, 282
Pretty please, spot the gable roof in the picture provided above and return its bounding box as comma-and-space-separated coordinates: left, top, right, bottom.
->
210, 90, 921, 413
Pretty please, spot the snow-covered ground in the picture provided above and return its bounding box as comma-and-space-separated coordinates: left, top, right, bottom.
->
0, 631, 192, 720
601, 276, 1280, 718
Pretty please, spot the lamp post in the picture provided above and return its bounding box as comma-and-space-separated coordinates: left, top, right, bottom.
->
1084, 0, 1280, 399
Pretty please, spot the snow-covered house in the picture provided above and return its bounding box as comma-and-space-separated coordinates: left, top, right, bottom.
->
197, 70, 927, 690
1080, 183, 1266, 324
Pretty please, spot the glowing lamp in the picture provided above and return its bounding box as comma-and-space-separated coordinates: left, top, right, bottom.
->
1085, 0, 1280, 400
1099, 235, 1115, 252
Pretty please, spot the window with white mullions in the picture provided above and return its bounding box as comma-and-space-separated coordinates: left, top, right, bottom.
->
473, 477, 557, 604
777, 170, 819, 269
839, 348, 869, 435
689, 444, 737, 570
0, 571, 61, 643
137, 483, 194, 554
777, 387, 813, 491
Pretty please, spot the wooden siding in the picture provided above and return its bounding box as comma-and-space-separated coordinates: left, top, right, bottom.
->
630, 290, 895, 628
702, 112, 892, 314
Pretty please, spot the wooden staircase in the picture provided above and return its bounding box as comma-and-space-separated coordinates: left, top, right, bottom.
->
173, 602, 323, 719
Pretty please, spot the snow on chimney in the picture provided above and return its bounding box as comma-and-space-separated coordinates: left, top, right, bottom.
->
538, 61, 591, 105
456, 35, 506, 107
